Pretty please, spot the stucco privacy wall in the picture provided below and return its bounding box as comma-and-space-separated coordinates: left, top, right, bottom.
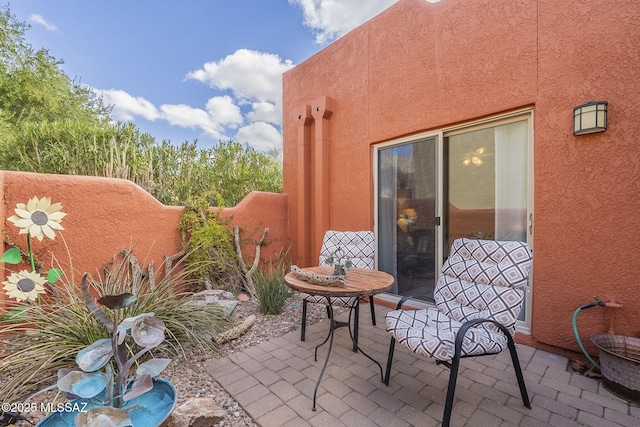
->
0, 171, 288, 307
282, 0, 640, 354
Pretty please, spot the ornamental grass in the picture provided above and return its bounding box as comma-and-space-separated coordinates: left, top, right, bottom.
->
255, 248, 292, 316
0, 252, 231, 402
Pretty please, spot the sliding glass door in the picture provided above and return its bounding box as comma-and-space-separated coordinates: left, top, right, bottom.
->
375, 113, 532, 326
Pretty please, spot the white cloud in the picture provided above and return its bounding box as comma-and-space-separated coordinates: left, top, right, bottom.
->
96, 70, 284, 150
182, 49, 295, 149
186, 49, 294, 104
160, 104, 224, 138
160, 96, 243, 139
235, 122, 282, 153
29, 14, 58, 32
95, 88, 243, 140
93, 47, 293, 150
247, 101, 280, 125
204, 96, 244, 129
95, 89, 160, 122
95, 0, 415, 151
288, 0, 398, 44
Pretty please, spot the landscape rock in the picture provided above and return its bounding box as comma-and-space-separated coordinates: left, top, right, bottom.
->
168, 398, 227, 427
189, 290, 239, 316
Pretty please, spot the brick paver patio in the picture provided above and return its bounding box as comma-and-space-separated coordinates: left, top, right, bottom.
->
205, 305, 639, 426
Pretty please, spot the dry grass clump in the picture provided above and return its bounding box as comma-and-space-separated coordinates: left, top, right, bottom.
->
0, 252, 231, 402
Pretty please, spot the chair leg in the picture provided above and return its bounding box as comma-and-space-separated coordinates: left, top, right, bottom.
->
507, 336, 531, 408
352, 303, 359, 352
384, 337, 396, 386
440, 341, 530, 427
301, 299, 307, 342
369, 296, 376, 326
442, 352, 462, 427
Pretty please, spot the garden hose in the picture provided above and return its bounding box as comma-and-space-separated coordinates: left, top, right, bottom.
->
572, 297, 604, 370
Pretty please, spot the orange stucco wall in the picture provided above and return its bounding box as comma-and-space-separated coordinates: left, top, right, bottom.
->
0, 171, 289, 308
282, 0, 640, 355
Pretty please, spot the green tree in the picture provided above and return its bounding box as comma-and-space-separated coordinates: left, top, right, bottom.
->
0, 6, 108, 133
148, 139, 282, 206
0, 5, 283, 207
209, 140, 282, 206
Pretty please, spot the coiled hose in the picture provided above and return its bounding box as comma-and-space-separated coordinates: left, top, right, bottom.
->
572, 296, 603, 370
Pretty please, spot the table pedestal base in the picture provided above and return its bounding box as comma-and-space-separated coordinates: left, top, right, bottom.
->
311, 296, 385, 411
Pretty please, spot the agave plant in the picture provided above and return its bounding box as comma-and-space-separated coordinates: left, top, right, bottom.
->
55, 273, 171, 425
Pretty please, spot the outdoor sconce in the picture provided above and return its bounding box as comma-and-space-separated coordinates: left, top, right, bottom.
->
573, 101, 608, 135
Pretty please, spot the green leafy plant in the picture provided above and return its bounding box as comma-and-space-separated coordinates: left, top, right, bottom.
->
0, 6, 108, 130
179, 195, 242, 292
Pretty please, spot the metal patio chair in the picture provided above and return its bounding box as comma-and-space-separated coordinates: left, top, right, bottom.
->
300, 230, 377, 351
384, 238, 533, 427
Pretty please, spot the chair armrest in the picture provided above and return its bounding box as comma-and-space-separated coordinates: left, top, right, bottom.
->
454, 318, 512, 354
395, 294, 435, 310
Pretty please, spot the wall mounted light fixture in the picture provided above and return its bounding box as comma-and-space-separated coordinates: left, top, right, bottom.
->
573, 101, 608, 135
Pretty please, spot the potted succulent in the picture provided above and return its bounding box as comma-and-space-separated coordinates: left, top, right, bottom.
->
36, 274, 177, 427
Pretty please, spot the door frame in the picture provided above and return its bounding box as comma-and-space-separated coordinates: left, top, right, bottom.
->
372, 108, 534, 333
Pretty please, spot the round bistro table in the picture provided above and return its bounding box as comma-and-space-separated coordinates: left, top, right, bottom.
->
285, 266, 394, 411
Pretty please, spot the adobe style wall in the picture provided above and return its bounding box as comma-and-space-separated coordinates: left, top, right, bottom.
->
0, 171, 289, 308
282, 0, 640, 355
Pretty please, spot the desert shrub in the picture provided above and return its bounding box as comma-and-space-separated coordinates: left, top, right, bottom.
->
0, 251, 231, 402
99, 251, 231, 348
179, 195, 242, 292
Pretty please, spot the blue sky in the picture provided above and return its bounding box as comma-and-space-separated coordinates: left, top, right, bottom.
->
7, 0, 410, 151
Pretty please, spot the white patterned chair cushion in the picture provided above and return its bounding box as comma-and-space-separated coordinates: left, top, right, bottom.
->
318, 230, 375, 269
303, 230, 375, 307
386, 238, 532, 360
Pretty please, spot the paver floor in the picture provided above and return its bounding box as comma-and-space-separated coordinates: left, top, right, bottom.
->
205, 305, 639, 426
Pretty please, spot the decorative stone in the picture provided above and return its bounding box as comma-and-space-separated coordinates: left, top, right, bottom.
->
168, 398, 226, 427
188, 290, 239, 316
236, 292, 250, 302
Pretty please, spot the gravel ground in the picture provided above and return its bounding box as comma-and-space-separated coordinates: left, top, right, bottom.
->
0, 292, 331, 427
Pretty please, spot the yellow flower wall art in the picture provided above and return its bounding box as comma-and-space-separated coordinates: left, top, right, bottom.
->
2, 270, 47, 302
7, 196, 66, 241
1, 196, 65, 305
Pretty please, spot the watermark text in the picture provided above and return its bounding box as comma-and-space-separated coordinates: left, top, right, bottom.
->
2, 401, 88, 413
